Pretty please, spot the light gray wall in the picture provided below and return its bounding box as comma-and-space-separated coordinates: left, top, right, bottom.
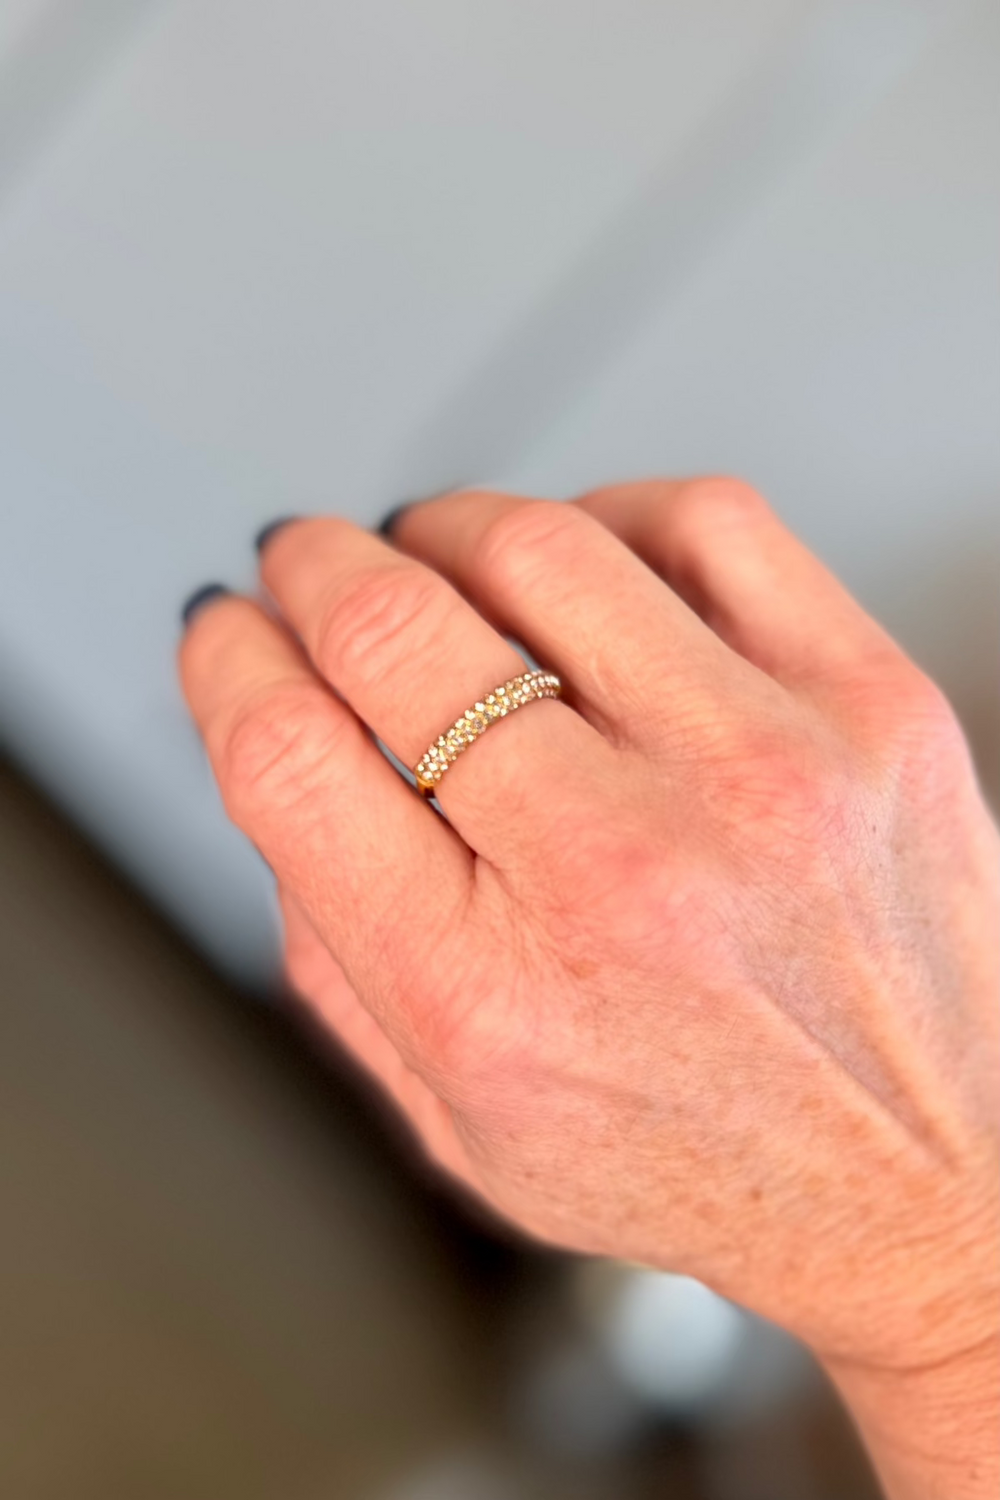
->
0, 0, 996, 984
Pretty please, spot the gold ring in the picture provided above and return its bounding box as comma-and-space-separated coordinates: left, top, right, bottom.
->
413, 668, 561, 797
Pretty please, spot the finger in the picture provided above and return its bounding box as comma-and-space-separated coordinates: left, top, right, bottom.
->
384, 488, 744, 749
178, 592, 474, 1060
258, 516, 616, 858
279, 888, 481, 1188
573, 478, 903, 693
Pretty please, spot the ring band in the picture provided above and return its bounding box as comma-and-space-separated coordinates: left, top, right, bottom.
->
413, 668, 562, 797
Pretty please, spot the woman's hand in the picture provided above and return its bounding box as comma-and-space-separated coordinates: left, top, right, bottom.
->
179, 479, 999, 1497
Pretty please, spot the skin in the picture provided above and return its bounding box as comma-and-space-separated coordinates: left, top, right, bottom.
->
179, 478, 999, 1498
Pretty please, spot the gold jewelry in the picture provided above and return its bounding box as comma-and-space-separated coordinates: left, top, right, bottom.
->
413, 668, 561, 797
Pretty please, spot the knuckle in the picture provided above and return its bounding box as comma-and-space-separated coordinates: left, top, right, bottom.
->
705, 724, 857, 863
318, 564, 447, 680
413, 993, 488, 1095
281, 920, 326, 998
218, 685, 349, 821
429, 959, 546, 1097
667, 476, 769, 540
889, 667, 960, 735
526, 806, 683, 946
871, 668, 971, 788
473, 499, 584, 584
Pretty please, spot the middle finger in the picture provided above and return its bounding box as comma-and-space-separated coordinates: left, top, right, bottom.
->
385, 488, 740, 748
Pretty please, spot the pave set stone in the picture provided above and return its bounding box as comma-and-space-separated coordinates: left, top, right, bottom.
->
413, 669, 561, 795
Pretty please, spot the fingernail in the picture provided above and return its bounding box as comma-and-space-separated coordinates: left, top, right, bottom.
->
181, 582, 230, 628
375, 500, 414, 539
376, 485, 466, 539
254, 516, 299, 554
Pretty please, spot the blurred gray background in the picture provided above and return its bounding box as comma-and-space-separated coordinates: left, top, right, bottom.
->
0, 0, 996, 1496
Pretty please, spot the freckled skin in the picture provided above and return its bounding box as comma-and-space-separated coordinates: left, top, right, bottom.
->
181, 479, 999, 1500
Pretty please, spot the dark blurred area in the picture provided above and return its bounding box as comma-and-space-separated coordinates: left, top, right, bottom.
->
0, 0, 997, 1495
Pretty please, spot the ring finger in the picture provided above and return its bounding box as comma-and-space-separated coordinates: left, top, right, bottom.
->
258, 516, 616, 858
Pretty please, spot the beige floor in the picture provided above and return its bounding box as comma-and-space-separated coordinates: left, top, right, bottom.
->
0, 755, 883, 1500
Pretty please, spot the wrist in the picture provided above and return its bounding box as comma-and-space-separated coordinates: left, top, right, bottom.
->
819, 1326, 999, 1500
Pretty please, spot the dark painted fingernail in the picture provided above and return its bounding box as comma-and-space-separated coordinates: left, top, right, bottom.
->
375, 500, 414, 539
181, 583, 230, 628
376, 485, 467, 539
254, 516, 299, 554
